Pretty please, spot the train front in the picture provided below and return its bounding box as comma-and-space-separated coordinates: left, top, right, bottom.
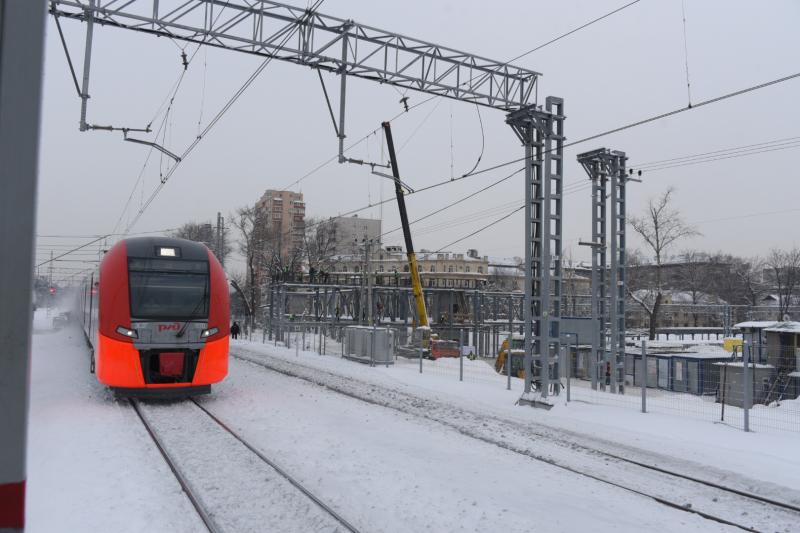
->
97, 237, 229, 397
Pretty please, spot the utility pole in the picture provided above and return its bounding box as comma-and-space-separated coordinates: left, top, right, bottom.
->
48, 250, 53, 289
0, 2, 47, 531
364, 237, 373, 325
216, 212, 224, 266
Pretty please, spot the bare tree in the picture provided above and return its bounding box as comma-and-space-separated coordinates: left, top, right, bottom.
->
230, 206, 269, 323
677, 250, 712, 326
170, 219, 232, 265
731, 255, 765, 307
304, 217, 337, 275
766, 247, 800, 320
628, 187, 700, 339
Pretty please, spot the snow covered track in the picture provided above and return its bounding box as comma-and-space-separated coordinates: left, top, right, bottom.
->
130, 400, 217, 533
232, 347, 800, 533
131, 398, 360, 533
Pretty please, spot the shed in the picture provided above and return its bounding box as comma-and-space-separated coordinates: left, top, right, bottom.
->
627, 349, 734, 395
733, 320, 778, 363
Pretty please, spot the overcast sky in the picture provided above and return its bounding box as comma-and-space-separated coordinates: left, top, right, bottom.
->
36, 0, 800, 281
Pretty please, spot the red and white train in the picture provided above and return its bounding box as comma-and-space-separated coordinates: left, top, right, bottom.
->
81, 237, 229, 397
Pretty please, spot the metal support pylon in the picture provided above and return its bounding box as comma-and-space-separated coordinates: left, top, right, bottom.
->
578, 148, 628, 394
506, 96, 565, 405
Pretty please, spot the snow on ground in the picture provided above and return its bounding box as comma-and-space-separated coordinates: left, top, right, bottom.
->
26, 310, 204, 533
25, 313, 799, 532
236, 336, 800, 495
205, 355, 737, 532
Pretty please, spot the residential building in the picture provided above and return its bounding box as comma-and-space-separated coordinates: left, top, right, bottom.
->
331, 246, 489, 290
320, 215, 382, 256
255, 189, 305, 262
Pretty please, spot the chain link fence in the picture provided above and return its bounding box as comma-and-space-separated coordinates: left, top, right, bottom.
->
254, 320, 799, 434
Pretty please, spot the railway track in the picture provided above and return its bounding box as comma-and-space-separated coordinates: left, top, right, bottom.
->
232, 348, 800, 533
130, 398, 361, 533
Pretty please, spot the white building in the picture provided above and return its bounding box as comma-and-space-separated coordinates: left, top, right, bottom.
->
321, 215, 382, 256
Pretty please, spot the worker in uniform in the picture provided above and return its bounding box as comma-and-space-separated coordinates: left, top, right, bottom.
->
231, 321, 240, 340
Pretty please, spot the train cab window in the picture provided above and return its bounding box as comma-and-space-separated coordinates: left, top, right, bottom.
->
128, 259, 209, 320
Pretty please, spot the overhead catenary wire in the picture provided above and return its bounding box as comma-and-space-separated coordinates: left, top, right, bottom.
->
125, 0, 327, 233
378, 166, 524, 239
418, 69, 800, 185
680, 0, 693, 107
433, 205, 525, 253
505, 0, 643, 63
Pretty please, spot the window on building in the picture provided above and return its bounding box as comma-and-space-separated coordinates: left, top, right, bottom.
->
379, 265, 384, 272
448, 265, 453, 273
478, 267, 483, 273
466, 266, 470, 273
430, 265, 435, 272
403, 265, 409, 272
355, 266, 360, 272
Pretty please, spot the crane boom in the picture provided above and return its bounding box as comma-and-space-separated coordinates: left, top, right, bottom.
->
381, 121, 428, 328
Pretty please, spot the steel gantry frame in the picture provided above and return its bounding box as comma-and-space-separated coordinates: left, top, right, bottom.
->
49, 0, 566, 406
50, 0, 541, 138
506, 97, 565, 403
578, 148, 628, 394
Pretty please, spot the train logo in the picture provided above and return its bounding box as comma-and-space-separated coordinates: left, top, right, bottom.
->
158, 323, 181, 332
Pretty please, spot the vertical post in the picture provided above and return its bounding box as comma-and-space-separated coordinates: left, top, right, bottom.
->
563, 344, 571, 402
79, 0, 96, 131
295, 328, 299, 357
507, 332, 512, 390
609, 161, 620, 394
743, 341, 751, 432
641, 340, 647, 413
419, 347, 423, 373
370, 323, 376, 367
472, 290, 478, 360
459, 329, 464, 382
0, 3, 47, 531
366, 239, 372, 325
337, 28, 349, 163
522, 126, 534, 395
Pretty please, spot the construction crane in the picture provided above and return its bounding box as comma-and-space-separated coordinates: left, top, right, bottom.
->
381, 121, 428, 329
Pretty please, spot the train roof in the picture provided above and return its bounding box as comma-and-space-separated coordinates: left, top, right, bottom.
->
120, 236, 210, 261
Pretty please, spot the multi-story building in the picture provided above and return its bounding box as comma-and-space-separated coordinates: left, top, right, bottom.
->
255, 189, 305, 262
320, 215, 382, 256
331, 245, 489, 290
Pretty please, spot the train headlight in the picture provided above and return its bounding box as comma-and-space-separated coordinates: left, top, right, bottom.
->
116, 326, 138, 339
200, 327, 219, 338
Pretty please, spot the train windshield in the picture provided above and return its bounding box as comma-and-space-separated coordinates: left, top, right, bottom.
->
128, 259, 209, 320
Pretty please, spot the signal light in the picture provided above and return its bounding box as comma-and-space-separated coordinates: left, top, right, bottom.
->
116, 326, 138, 339
157, 247, 178, 257
200, 327, 219, 338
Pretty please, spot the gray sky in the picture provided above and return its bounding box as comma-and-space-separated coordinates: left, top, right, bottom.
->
36, 0, 800, 280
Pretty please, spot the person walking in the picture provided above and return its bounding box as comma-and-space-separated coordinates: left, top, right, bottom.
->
231, 321, 240, 340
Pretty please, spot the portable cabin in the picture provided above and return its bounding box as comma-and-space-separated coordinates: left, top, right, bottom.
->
628, 349, 734, 394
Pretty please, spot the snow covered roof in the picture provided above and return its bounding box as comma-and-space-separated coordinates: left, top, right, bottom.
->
714, 362, 775, 369
764, 322, 800, 334
734, 321, 779, 329
649, 351, 734, 360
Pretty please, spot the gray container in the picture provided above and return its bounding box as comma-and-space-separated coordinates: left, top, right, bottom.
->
344, 326, 395, 365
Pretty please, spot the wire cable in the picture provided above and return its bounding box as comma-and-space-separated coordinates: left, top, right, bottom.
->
506, 0, 643, 62
433, 205, 525, 253
125, 0, 327, 233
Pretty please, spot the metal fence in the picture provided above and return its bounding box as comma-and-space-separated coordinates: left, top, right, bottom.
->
565, 341, 800, 434
253, 323, 799, 435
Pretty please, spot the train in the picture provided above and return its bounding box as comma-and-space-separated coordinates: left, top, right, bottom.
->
80, 237, 230, 397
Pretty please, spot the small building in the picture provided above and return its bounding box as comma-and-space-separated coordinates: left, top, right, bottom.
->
626, 348, 734, 395
718, 321, 800, 406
